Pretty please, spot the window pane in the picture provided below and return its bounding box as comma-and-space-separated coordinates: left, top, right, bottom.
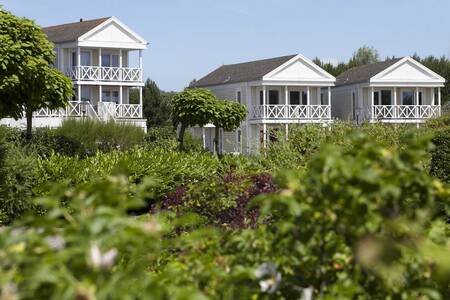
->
72, 52, 76, 67
419, 92, 423, 105
112, 55, 119, 67
290, 91, 300, 105
402, 91, 414, 105
80, 51, 91, 66
237, 91, 241, 103
268, 90, 279, 105
301, 91, 307, 105
102, 55, 110, 67
102, 91, 111, 101
374, 91, 380, 105
381, 90, 391, 105
81, 86, 91, 101
259, 91, 264, 105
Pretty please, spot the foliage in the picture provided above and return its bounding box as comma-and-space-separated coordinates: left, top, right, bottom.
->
430, 129, 450, 183
55, 119, 146, 155
172, 88, 218, 150
348, 45, 379, 67
0, 9, 73, 137
413, 54, 450, 104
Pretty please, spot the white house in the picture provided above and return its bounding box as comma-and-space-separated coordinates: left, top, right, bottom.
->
1, 17, 148, 129
332, 56, 445, 124
191, 54, 336, 154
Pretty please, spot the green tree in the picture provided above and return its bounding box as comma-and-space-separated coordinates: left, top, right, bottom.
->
348, 45, 379, 67
0, 9, 73, 139
211, 100, 247, 155
172, 88, 217, 150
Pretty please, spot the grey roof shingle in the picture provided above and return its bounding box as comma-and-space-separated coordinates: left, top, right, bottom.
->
193, 55, 297, 87
335, 58, 403, 87
42, 17, 110, 43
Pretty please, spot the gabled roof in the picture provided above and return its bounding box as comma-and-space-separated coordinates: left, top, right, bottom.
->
42, 17, 111, 43
336, 58, 403, 87
193, 55, 297, 87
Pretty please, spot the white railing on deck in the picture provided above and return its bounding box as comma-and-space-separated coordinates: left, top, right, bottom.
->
372, 105, 440, 120
250, 105, 331, 120
67, 66, 142, 82
33, 101, 142, 120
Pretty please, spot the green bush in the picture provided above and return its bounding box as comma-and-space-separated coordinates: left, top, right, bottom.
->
430, 129, 450, 182
145, 126, 203, 153
56, 119, 146, 155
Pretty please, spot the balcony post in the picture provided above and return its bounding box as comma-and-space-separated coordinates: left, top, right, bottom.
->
306, 86, 310, 118
139, 86, 143, 118
370, 87, 374, 121
328, 87, 331, 119
77, 47, 81, 81
262, 123, 267, 148
119, 86, 123, 105
285, 86, 289, 118
119, 49, 123, 81
262, 86, 266, 119
438, 87, 441, 116
415, 87, 419, 119
98, 48, 102, 81
77, 85, 81, 103
139, 50, 143, 81
393, 88, 397, 119
285, 123, 289, 141
99, 85, 102, 103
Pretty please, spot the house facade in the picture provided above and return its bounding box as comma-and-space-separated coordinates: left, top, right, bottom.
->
332, 57, 445, 124
1, 17, 148, 130
191, 54, 336, 154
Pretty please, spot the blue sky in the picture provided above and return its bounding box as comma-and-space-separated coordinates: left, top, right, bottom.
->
3, 0, 450, 91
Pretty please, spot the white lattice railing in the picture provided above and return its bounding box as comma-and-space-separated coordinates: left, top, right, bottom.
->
33, 102, 141, 120
372, 105, 440, 120
251, 105, 331, 120
67, 66, 142, 82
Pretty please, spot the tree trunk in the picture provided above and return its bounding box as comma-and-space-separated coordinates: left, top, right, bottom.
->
25, 108, 33, 141
214, 126, 220, 156
178, 123, 187, 151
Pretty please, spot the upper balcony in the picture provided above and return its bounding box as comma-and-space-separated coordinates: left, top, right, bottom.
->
66, 66, 142, 83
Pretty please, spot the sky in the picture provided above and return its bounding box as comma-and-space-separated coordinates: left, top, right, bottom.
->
3, 0, 450, 91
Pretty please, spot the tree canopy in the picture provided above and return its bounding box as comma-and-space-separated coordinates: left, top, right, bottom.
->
0, 9, 73, 137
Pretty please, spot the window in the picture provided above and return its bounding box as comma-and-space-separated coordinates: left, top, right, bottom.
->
301, 91, 308, 105
102, 91, 111, 102
418, 91, 423, 105
321, 93, 325, 105
374, 91, 380, 105
112, 91, 119, 103
111, 55, 119, 67
290, 91, 300, 105
102, 54, 119, 67
402, 91, 414, 106
259, 91, 264, 105
80, 51, 91, 66
81, 86, 91, 102
268, 90, 279, 105
236, 91, 241, 104
381, 90, 391, 105
71, 52, 76, 67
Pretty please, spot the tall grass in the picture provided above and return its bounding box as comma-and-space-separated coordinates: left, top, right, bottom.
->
56, 119, 145, 153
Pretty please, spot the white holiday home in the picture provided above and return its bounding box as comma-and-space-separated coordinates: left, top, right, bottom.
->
1, 17, 148, 129
332, 57, 445, 124
191, 54, 336, 154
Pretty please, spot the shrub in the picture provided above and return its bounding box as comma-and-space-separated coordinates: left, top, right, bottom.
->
430, 128, 450, 182
56, 119, 146, 155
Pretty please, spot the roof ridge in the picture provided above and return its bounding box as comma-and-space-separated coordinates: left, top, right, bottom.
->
42, 17, 111, 29
221, 54, 297, 67
340, 57, 404, 75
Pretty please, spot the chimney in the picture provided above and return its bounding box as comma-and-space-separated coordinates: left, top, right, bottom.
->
80, 18, 83, 22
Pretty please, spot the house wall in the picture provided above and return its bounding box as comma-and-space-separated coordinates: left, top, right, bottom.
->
331, 85, 354, 121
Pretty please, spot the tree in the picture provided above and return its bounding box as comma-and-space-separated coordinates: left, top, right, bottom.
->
348, 45, 379, 67
0, 9, 73, 138
172, 88, 217, 150
211, 100, 247, 155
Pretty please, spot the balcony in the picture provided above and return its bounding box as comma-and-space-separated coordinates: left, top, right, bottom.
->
67, 66, 142, 83
33, 101, 142, 120
250, 105, 331, 121
372, 105, 440, 122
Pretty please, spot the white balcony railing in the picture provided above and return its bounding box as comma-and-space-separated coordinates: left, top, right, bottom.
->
372, 105, 440, 121
33, 101, 142, 120
66, 66, 142, 82
250, 105, 331, 120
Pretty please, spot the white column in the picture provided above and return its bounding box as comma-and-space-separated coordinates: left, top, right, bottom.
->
77, 47, 81, 67
98, 48, 102, 81
306, 86, 310, 118
438, 87, 441, 116
393, 88, 397, 119
77, 85, 81, 102
139, 50, 143, 81
99, 85, 102, 103
285, 86, 289, 118
370, 87, 374, 121
119, 49, 123, 81
262, 86, 267, 119
245, 86, 251, 154
415, 87, 419, 119
202, 127, 206, 150
139, 86, 143, 118
119, 85, 123, 105
328, 86, 331, 119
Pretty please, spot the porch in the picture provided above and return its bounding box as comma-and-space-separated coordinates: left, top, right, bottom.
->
368, 86, 441, 123
248, 85, 332, 123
